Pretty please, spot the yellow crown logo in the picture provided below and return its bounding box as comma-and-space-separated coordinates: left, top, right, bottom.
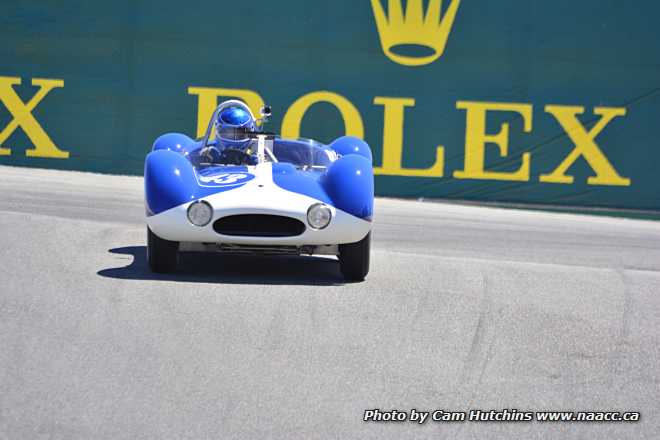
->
371, 0, 461, 66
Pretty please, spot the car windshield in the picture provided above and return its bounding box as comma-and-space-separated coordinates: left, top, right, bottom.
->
270, 137, 337, 169
198, 133, 337, 168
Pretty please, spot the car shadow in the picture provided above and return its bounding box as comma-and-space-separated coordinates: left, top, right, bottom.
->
97, 246, 347, 286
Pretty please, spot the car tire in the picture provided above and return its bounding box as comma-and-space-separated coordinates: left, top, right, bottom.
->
147, 227, 179, 273
338, 232, 370, 281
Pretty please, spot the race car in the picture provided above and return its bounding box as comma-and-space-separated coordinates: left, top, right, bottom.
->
144, 100, 374, 281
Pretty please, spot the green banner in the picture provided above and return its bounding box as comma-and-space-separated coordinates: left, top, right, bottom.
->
2, 1, 659, 210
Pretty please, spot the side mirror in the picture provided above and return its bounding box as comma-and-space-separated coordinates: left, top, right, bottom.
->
257, 105, 272, 129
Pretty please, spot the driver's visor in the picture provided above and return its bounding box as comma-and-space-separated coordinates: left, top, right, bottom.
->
218, 126, 249, 141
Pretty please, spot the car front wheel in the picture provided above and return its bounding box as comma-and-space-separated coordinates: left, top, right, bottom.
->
338, 232, 371, 281
147, 227, 179, 273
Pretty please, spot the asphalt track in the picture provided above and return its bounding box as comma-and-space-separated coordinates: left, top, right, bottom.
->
1, 165, 659, 439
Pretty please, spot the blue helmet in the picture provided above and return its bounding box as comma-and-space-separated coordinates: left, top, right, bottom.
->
214, 104, 256, 149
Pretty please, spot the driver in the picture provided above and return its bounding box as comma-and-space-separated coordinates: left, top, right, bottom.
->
209, 105, 258, 165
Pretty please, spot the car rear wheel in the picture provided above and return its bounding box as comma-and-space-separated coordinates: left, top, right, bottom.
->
147, 227, 179, 273
338, 232, 370, 281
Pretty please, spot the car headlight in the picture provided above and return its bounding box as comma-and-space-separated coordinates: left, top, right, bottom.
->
187, 200, 213, 226
307, 203, 332, 229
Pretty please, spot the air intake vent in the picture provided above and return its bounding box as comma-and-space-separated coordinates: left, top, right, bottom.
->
213, 214, 305, 237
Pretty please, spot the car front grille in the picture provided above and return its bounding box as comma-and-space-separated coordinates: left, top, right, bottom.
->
213, 214, 306, 237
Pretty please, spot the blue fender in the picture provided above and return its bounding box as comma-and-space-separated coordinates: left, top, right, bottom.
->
322, 154, 374, 220
145, 149, 253, 216
329, 136, 373, 164
152, 132, 197, 154
144, 149, 198, 216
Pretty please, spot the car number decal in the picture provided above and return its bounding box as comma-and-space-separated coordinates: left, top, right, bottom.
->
196, 170, 255, 187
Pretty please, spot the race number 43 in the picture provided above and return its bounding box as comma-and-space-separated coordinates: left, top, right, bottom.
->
199, 172, 252, 185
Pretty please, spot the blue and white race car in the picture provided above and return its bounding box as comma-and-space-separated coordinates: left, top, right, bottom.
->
144, 100, 374, 280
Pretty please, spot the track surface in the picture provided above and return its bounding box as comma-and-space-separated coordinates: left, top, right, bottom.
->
1, 165, 659, 439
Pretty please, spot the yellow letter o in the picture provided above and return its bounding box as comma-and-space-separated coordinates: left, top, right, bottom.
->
281, 91, 364, 139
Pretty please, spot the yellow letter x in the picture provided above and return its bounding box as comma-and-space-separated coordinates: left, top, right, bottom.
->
0, 76, 69, 158
540, 105, 629, 186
